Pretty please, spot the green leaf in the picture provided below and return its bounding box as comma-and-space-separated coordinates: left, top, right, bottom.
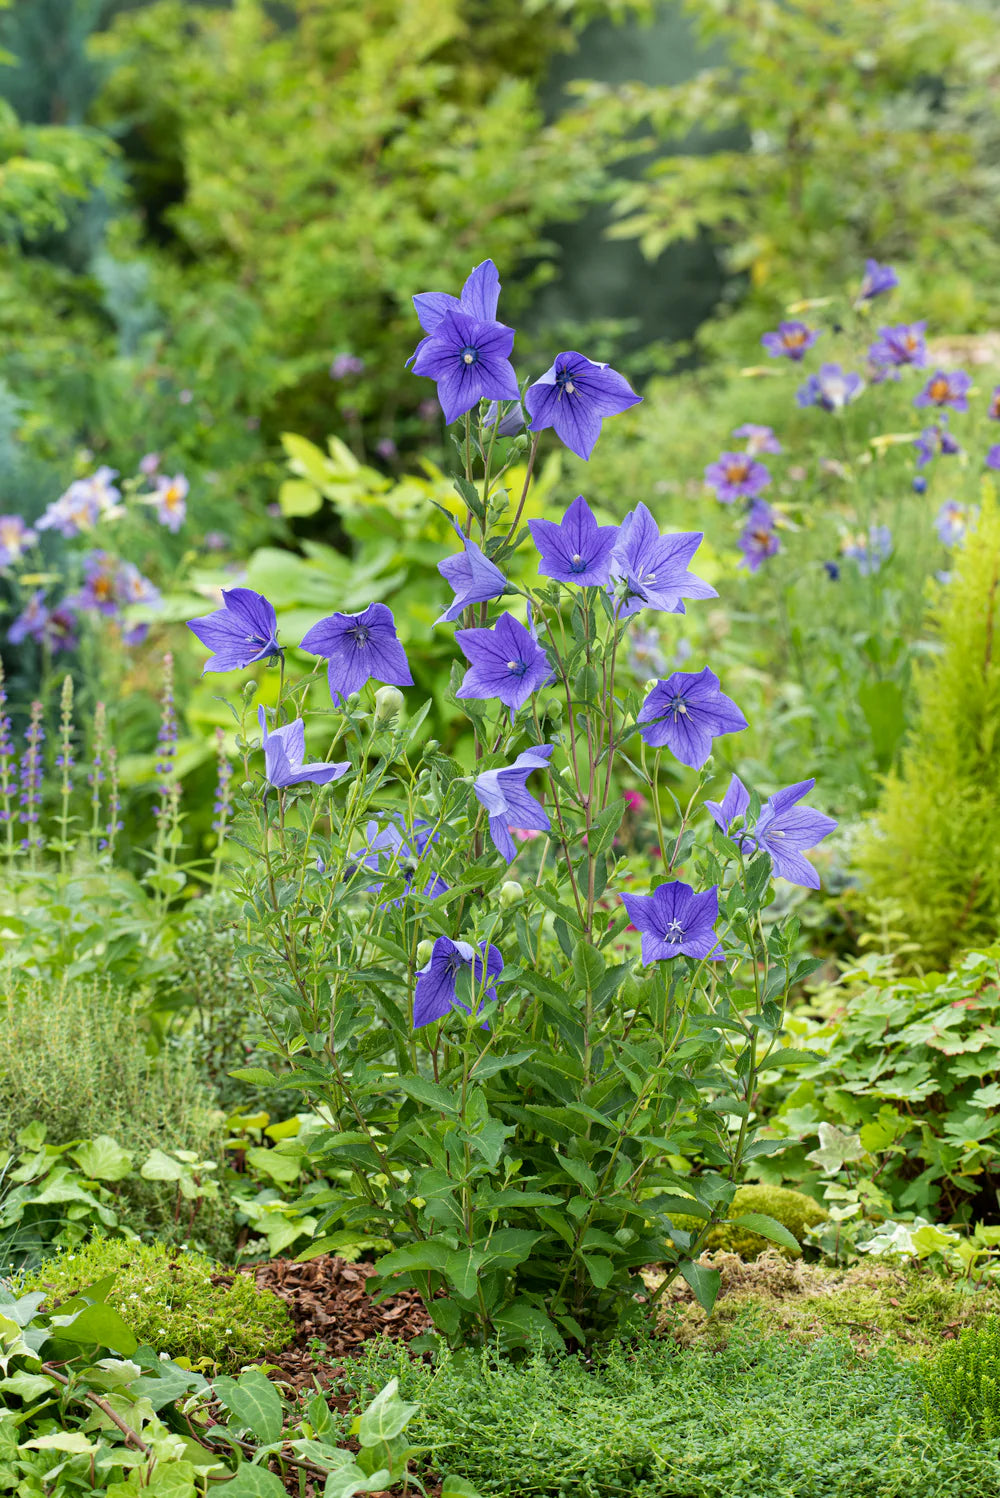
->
581, 1253, 614, 1289
441, 1479, 486, 1497
22, 1432, 97, 1454
588, 798, 627, 858
394, 1077, 460, 1114
140, 1148, 185, 1182
357, 1378, 419, 1446
324, 1465, 391, 1498
731, 1212, 800, 1252
0, 1371, 52, 1402
213, 1367, 284, 1445
244, 1145, 302, 1184
805, 1122, 866, 1175
216, 1468, 287, 1498
228, 1068, 282, 1088
51, 1302, 138, 1355
70, 1135, 134, 1182
679, 1259, 721, 1314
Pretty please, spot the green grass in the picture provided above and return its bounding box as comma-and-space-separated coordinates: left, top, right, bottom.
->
352, 1323, 1000, 1497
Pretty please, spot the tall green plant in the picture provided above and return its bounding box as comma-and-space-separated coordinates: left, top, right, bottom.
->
860, 480, 1000, 963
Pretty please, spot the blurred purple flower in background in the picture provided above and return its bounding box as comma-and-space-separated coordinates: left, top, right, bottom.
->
936, 500, 974, 546
704, 451, 770, 503
856, 258, 899, 302
868, 321, 928, 370
330, 353, 365, 379
915, 421, 961, 466
738, 502, 781, 572
797, 364, 865, 411
914, 369, 971, 412
761, 321, 820, 361
733, 423, 782, 455
0, 515, 36, 566
840, 524, 892, 575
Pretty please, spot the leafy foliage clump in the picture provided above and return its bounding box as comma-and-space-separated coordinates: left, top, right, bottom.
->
667, 1184, 827, 1260
859, 482, 1000, 964
17, 1237, 293, 1373
925, 1319, 1000, 1440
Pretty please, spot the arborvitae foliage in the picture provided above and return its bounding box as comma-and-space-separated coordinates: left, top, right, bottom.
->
860, 479, 1000, 964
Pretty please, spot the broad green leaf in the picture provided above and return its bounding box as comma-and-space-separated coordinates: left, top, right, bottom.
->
244, 1145, 302, 1184
441, 1479, 485, 1497
22, 1431, 97, 1454
731, 1212, 800, 1252
140, 1149, 185, 1182
213, 1367, 283, 1445
70, 1135, 134, 1182
394, 1077, 460, 1114
805, 1122, 866, 1175
0, 1371, 54, 1402
357, 1378, 419, 1446
51, 1302, 138, 1354
679, 1260, 721, 1314
324, 1465, 391, 1498
216, 1467, 286, 1498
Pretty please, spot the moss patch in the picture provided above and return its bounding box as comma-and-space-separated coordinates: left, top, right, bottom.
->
17, 1237, 293, 1372
668, 1183, 828, 1259
647, 1251, 1000, 1357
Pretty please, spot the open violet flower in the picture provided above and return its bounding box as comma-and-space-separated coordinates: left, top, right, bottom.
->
621, 879, 722, 962
525, 351, 641, 461
607, 503, 717, 619
456, 611, 554, 712
473, 744, 552, 862
413, 935, 503, 1029
704, 451, 771, 504
637, 667, 747, 769
410, 309, 519, 424
760, 321, 820, 362
257, 705, 349, 790
856, 258, 899, 303
436, 528, 507, 626
528, 494, 619, 587
914, 369, 972, 413
733, 423, 782, 456
410, 259, 501, 355
300, 602, 412, 704
705, 774, 837, 889
187, 588, 280, 674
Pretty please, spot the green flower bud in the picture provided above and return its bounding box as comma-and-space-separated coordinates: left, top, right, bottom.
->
424, 739, 440, 754
731, 906, 749, 926
415, 939, 435, 969
373, 684, 405, 725
499, 880, 524, 907
241, 781, 255, 795
242, 680, 259, 702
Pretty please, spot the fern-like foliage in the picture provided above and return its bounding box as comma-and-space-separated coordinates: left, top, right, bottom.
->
859, 479, 1000, 965
925, 1318, 1000, 1439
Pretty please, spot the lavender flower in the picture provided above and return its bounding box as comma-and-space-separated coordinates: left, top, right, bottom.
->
18, 700, 44, 855
703, 451, 771, 504
330, 353, 365, 379
628, 626, 668, 678
187, 588, 280, 673
621, 879, 722, 962
733, 423, 782, 456
936, 500, 974, 546
413, 935, 503, 1030
70, 551, 122, 616
528, 494, 619, 586
456, 611, 554, 712
0, 657, 14, 834
212, 726, 234, 836
154, 652, 179, 829
637, 668, 747, 769
150, 474, 189, 532
914, 370, 971, 412
706, 774, 837, 889
0, 515, 36, 566
868, 322, 928, 370
840, 524, 892, 575
300, 602, 413, 704
139, 452, 161, 477
473, 744, 553, 862
357, 817, 448, 902
38, 467, 122, 538
525, 351, 641, 461
738, 501, 781, 572
436, 531, 506, 625
915, 421, 961, 466
411, 309, 519, 424
760, 321, 820, 361
856, 259, 899, 302
9, 592, 50, 646
257, 705, 350, 789
607, 503, 716, 619
797, 364, 865, 411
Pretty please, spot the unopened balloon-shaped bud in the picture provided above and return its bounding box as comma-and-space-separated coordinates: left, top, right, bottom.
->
242, 679, 259, 702
499, 880, 524, 908
373, 684, 405, 725
415, 939, 435, 969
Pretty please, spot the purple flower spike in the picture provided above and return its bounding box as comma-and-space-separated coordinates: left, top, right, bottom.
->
436, 531, 506, 625
621, 879, 722, 963
760, 321, 820, 362
868, 322, 927, 370
257, 705, 349, 789
413, 935, 503, 1030
300, 602, 413, 704
703, 451, 771, 504
738, 501, 780, 573
528, 494, 619, 586
188, 588, 280, 674
637, 667, 748, 769
525, 351, 641, 461
411, 309, 519, 424
607, 503, 717, 619
914, 370, 971, 412
857, 258, 899, 303
473, 744, 552, 862
797, 364, 865, 411
456, 611, 554, 712
756, 779, 837, 889
733, 423, 782, 456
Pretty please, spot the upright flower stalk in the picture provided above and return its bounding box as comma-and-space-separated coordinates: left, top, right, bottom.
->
89, 700, 107, 859
0, 657, 16, 860
55, 674, 76, 877
211, 726, 233, 894
152, 652, 182, 906
19, 700, 45, 869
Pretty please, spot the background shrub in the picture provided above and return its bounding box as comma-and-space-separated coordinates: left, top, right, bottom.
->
17, 1237, 294, 1373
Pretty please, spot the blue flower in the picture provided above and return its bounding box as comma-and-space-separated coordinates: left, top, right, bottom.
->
528, 494, 619, 587
637, 668, 747, 769
705, 774, 837, 889
525, 351, 641, 461
413, 935, 504, 1029
258, 705, 350, 789
300, 602, 412, 704
411, 309, 519, 424
473, 744, 552, 862
456, 612, 555, 711
188, 588, 280, 674
621, 879, 722, 962
797, 365, 865, 412
436, 530, 507, 625
357, 817, 448, 902
607, 503, 716, 619
856, 259, 899, 303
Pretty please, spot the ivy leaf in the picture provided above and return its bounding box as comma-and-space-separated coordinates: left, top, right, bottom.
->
213, 1367, 284, 1445
215, 1467, 287, 1498
357, 1378, 419, 1446
805, 1122, 866, 1175
70, 1135, 133, 1182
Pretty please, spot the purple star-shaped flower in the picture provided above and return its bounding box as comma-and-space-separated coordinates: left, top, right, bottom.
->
760, 321, 820, 362
857, 258, 899, 303
936, 500, 973, 547
436, 530, 507, 625
915, 421, 961, 466
473, 744, 552, 862
868, 322, 927, 370
258, 705, 350, 789
528, 494, 619, 586
188, 588, 280, 674
705, 774, 836, 889
411, 260, 500, 346
456, 611, 554, 712
413, 935, 504, 1029
607, 503, 717, 619
358, 817, 448, 902
299, 602, 412, 704
914, 369, 972, 412
411, 309, 519, 425
796, 364, 865, 412
637, 667, 748, 769
703, 451, 771, 504
733, 423, 782, 456
621, 879, 722, 963
525, 351, 641, 461
738, 502, 780, 573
